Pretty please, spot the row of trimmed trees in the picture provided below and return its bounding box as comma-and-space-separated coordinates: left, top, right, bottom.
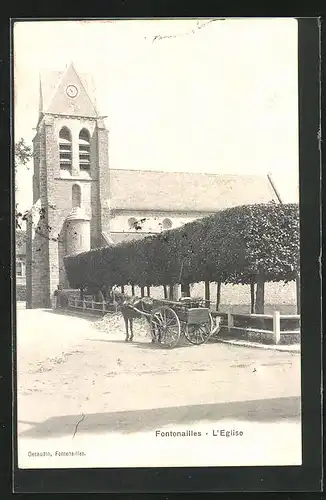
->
64, 203, 300, 313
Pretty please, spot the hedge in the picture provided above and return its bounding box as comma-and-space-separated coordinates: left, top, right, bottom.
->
64, 203, 299, 290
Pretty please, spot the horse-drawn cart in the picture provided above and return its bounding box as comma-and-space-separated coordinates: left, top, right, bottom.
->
130, 297, 220, 349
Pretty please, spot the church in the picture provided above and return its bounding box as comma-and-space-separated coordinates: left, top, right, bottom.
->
26, 63, 278, 309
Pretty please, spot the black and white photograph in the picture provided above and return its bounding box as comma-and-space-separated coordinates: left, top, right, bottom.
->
13, 18, 302, 470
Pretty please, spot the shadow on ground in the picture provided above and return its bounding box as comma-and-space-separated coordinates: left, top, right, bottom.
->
132, 339, 195, 349
19, 396, 301, 438
85, 337, 194, 349
43, 309, 101, 323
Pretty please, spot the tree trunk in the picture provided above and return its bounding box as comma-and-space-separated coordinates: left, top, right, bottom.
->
131, 284, 135, 296
255, 274, 265, 314
146, 285, 150, 296
163, 285, 168, 299
215, 281, 221, 311
181, 283, 191, 297
121, 285, 125, 294
204, 281, 210, 305
296, 272, 301, 314
173, 284, 179, 300
140, 287, 145, 298
169, 284, 178, 301
250, 280, 255, 314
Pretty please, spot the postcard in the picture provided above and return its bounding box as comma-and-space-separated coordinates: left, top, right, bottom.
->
14, 17, 302, 471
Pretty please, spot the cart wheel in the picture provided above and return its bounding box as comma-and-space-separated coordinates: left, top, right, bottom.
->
184, 312, 214, 345
150, 306, 181, 348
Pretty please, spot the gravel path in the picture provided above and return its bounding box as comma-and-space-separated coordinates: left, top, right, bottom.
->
16, 308, 302, 468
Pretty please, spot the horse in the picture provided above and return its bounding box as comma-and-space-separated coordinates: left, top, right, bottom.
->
110, 287, 155, 342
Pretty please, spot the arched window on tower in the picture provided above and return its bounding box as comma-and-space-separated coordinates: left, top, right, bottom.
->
59, 127, 72, 174
72, 184, 81, 208
79, 129, 91, 173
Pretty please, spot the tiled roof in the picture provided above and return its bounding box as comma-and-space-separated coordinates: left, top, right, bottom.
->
109, 170, 276, 212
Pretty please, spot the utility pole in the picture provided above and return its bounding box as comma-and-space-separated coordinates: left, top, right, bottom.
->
267, 172, 283, 204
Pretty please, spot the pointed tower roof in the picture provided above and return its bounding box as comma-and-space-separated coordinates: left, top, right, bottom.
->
38, 63, 99, 118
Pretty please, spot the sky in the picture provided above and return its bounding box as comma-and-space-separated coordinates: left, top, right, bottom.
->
13, 18, 299, 212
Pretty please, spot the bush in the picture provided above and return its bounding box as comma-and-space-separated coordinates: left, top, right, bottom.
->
64, 203, 299, 290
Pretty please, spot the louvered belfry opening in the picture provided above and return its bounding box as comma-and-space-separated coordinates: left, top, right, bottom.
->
59, 127, 72, 173
79, 128, 91, 172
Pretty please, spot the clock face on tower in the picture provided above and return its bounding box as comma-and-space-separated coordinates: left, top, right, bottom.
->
66, 84, 78, 98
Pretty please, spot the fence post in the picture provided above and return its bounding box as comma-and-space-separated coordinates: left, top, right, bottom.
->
273, 310, 281, 344
83, 299, 86, 311
102, 300, 106, 313
227, 311, 234, 333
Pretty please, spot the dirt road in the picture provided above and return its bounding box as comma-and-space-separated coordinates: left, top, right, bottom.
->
16, 308, 302, 468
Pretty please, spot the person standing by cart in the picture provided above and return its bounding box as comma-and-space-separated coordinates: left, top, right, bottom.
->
53, 285, 61, 309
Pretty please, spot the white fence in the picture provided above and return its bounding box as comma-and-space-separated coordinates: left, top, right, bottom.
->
67, 296, 118, 314
214, 311, 300, 345
64, 296, 300, 345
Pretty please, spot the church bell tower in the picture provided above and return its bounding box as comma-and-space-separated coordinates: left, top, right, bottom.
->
26, 63, 110, 308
